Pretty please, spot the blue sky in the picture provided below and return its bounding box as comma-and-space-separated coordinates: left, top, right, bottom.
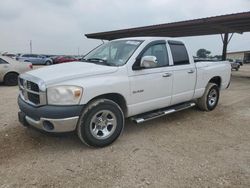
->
0, 0, 250, 56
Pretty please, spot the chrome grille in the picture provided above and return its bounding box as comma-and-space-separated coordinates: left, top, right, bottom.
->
19, 77, 46, 106
27, 90, 40, 104
27, 81, 39, 92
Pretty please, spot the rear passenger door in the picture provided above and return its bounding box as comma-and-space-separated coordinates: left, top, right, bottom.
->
168, 41, 196, 105
24, 54, 35, 64
31, 55, 40, 64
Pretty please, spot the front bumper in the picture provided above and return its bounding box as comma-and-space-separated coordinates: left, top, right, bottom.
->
18, 96, 84, 133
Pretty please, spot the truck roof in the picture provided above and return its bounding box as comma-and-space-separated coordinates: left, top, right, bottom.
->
113, 36, 183, 43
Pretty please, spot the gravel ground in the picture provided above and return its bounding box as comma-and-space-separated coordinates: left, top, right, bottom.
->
0, 65, 250, 188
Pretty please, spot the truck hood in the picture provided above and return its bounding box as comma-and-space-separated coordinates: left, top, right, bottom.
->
25, 62, 118, 85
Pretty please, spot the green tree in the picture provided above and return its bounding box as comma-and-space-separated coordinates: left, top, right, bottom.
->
196, 49, 211, 58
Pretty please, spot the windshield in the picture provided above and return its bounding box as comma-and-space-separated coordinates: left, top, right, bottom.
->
83, 40, 142, 66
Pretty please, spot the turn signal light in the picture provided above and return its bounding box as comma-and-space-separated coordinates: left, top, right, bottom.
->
74, 89, 81, 97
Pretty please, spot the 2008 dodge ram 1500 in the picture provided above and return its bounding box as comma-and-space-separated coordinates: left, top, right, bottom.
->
18, 37, 231, 147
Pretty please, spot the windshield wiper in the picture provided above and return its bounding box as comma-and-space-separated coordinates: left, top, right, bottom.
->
82, 58, 113, 66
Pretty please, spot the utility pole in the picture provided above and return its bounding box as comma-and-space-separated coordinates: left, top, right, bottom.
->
78, 47, 79, 56
30, 40, 33, 54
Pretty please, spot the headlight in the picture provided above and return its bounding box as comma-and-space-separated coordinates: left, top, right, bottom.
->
47, 86, 83, 105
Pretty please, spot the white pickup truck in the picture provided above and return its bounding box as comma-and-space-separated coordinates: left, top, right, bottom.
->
18, 37, 231, 147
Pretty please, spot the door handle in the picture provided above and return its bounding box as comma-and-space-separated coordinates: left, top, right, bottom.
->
187, 70, 195, 74
162, 73, 172, 77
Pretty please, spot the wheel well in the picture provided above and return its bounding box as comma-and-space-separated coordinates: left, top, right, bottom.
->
90, 93, 128, 116
4, 71, 19, 80
45, 60, 52, 64
209, 76, 221, 88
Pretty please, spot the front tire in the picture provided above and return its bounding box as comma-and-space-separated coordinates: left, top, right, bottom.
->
197, 83, 220, 111
4, 72, 19, 86
77, 99, 124, 147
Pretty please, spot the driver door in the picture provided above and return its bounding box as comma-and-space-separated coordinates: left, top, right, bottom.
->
129, 41, 173, 116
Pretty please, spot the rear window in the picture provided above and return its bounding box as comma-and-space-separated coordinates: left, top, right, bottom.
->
169, 41, 190, 65
23, 54, 37, 58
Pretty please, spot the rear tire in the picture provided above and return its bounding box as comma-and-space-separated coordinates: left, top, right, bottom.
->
197, 83, 220, 111
45, 61, 52, 65
77, 99, 124, 147
4, 72, 19, 86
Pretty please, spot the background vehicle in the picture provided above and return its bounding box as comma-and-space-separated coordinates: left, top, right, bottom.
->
18, 37, 231, 147
230, 61, 240, 71
52, 56, 77, 64
227, 59, 243, 71
244, 59, 250, 64
235, 59, 243, 66
16, 54, 53, 65
0, 56, 32, 86
2, 53, 16, 59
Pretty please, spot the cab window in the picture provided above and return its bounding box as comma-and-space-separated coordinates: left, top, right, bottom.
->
142, 44, 169, 67
169, 41, 190, 65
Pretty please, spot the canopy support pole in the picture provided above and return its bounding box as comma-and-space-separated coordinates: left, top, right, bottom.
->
221, 33, 235, 60
222, 33, 229, 61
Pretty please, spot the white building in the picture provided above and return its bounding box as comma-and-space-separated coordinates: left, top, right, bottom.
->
227, 50, 250, 63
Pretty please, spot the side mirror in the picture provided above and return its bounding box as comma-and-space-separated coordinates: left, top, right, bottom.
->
140, 56, 158, 68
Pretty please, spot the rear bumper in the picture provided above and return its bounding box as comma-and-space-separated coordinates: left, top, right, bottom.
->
18, 96, 84, 132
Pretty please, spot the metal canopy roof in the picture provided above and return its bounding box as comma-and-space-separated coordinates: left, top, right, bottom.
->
85, 11, 250, 40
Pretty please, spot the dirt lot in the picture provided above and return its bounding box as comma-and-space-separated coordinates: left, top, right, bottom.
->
0, 65, 250, 188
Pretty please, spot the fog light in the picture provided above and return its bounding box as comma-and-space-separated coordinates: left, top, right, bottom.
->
43, 120, 54, 131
